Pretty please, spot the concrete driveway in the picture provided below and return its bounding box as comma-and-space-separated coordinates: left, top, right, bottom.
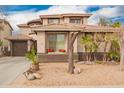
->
0, 57, 29, 86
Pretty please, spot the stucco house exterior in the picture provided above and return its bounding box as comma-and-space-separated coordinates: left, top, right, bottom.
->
0, 19, 13, 55
6, 13, 123, 62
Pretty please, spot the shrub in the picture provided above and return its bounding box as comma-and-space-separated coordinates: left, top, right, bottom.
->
25, 47, 37, 64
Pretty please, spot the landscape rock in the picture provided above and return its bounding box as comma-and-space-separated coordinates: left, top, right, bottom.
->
27, 74, 36, 80
74, 68, 81, 74
23, 71, 36, 80
33, 73, 41, 79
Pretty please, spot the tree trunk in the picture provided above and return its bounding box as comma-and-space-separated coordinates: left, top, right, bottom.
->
86, 52, 89, 62
68, 32, 78, 74
103, 42, 108, 62
0, 46, 3, 56
120, 32, 124, 71
68, 46, 74, 74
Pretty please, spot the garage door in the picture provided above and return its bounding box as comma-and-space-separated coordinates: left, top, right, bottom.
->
12, 41, 27, 56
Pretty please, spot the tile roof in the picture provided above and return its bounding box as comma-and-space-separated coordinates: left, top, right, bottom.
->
40, 13, 92, 18
30, 23, 123, 32
27, 19, 42, 25
5, 34, 33, 40
17, 24, 29, 28
30, 24, 85, 31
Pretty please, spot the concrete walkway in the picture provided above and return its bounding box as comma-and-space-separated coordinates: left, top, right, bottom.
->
0, 57, 29, 86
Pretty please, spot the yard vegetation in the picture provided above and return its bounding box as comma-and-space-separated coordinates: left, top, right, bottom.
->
18, 17, 124, 87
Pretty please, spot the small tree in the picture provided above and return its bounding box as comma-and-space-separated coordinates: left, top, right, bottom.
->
107, 40, 120, 62
112, 22, 121, 28
80, 34, 98, 62
26, 47, 39, 71
0, 40, 3, 46
98, 17, 112, 26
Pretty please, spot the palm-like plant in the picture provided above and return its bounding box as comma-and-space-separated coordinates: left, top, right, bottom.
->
103, 33, 117, 62
26, 47, 39, 71
107, 51, 120, 61
107, 39, 120, 62
81, 35, 98, 62
112, 22, 121, 28
0, 40, 3, 46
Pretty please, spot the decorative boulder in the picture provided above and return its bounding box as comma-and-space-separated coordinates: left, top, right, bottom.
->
27, 74, 36, 80
74, 68, 81, 74
33, 73, 41, 79
23, 71, 36, 80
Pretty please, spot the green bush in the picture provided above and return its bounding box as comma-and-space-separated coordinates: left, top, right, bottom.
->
0, 40, 3, 46
25, 47, 37, 64
107, 51, 120, 61
95, 61, 103, 64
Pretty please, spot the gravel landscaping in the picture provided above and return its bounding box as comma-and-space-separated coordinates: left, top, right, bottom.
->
11, 63, 124, 87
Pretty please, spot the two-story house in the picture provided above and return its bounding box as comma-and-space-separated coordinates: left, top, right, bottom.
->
6, 13, 122, 62
0, 19, 13, 56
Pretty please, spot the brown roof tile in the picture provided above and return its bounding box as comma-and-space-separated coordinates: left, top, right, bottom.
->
30, 23, 85, 31
27, 19, 42, 25
17, 24, 29, 27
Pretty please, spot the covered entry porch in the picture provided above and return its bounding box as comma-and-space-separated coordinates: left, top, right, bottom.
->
31, 24, 84, 62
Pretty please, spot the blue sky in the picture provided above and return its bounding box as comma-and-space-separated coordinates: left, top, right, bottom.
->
0, 5, 124, 31
2, 5, 100, 13
2, 5, 52, 12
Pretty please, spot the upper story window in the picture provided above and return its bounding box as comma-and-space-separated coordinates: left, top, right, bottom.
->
70, 18, 81, 24
48, 18, 60, 24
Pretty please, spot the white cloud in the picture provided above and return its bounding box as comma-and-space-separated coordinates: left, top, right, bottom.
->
88, 6, 124, 25
5, 5, 88, 33
3, 5, 124, 33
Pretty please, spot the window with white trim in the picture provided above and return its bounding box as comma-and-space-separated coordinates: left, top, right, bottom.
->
70, 18, 81, 24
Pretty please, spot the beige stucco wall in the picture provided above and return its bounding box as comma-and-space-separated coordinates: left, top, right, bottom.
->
41, 16, 89, 25
77, 33, 85, 52
0, 22, 12, 52
60, 18, 64, 24
83, 17, 88, 25
36, 32, 46, 53
64, 17, 70, 24
27, 40, 31, 51
42, 19, 48, 25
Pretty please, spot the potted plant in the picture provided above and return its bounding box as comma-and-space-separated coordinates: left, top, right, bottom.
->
59, 49, 66, 52
47, 49, 54, 53
26, 47, 39, 71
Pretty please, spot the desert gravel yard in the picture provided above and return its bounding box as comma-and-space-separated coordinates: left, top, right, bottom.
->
11, 63, 124, 87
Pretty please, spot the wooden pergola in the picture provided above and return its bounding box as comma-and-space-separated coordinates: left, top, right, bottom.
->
68, 26, 124, 74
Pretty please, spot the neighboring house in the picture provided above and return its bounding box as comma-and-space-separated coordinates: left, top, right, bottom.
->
6, 13, 123, 62
0, 19, 13, 56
